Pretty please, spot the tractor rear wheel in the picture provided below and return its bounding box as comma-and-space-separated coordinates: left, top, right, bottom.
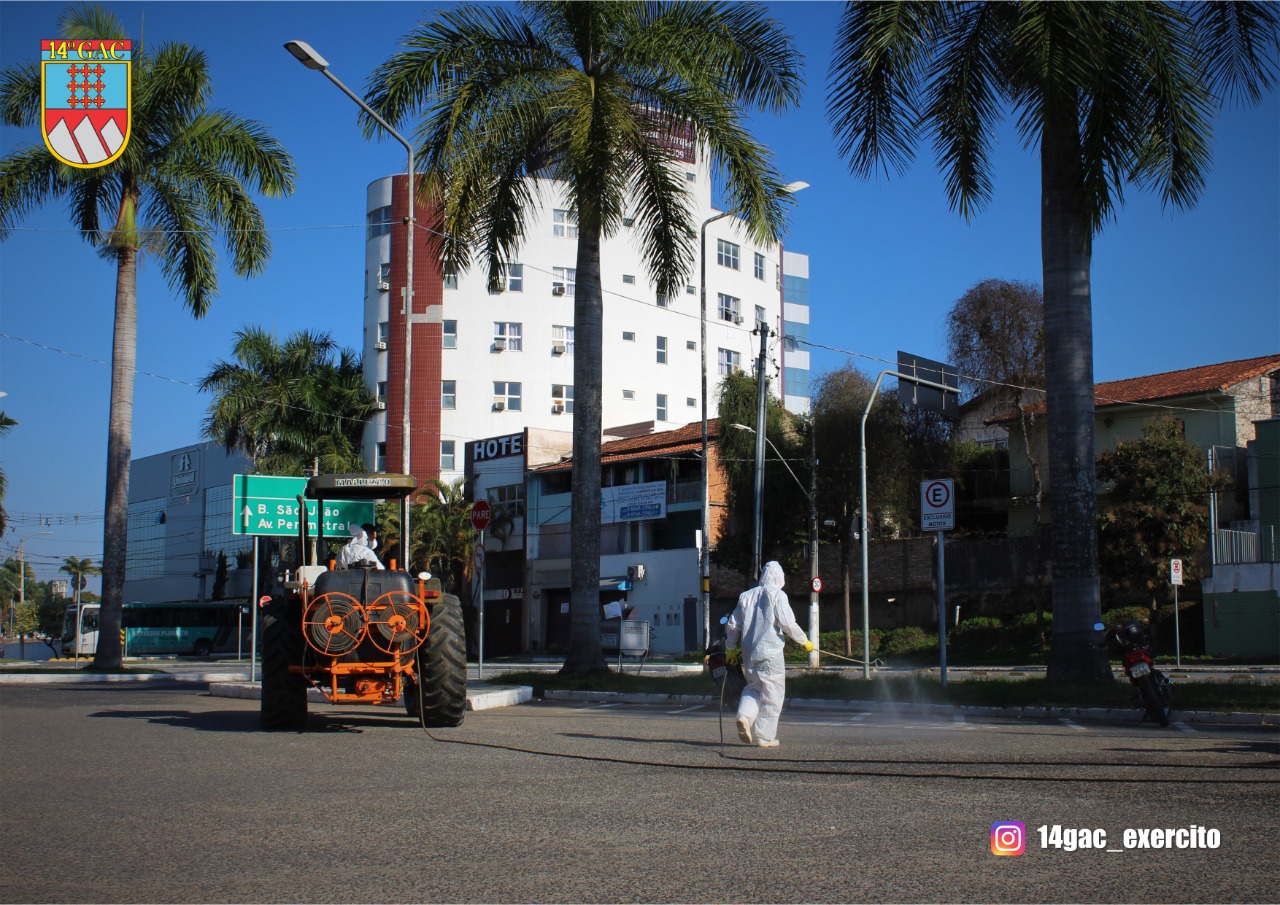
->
410, 593, 467, 727
261, 600, 307, 731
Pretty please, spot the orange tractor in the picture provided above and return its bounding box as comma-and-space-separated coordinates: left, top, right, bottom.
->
260, 474, 467, 730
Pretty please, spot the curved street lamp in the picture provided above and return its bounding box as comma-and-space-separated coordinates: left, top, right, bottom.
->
285, 39, 415, 568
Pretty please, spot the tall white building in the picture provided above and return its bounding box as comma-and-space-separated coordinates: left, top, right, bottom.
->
360, 154, 811, 487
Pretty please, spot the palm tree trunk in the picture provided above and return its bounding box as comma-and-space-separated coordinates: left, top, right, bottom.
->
561, 228, 608, 674
1040, 104, 1111, 683
92, 246, 138, 670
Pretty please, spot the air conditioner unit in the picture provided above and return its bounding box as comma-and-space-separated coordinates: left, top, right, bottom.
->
378, 280, 390, 291
551, 283, 566, 296
552, 403, 565, 414
492, 338, 507, 352
551, 343, 567, 355
626, 564, 646, 581
732, 314, 744, 325
492, 400, 506, 411
375, 401, 387, 410
374, 341, 387, 351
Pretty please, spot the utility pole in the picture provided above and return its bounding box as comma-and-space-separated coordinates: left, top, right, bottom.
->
751, 322, 770, 580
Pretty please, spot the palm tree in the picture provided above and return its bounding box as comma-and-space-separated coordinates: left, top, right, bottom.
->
827, 1, 1278, 682
60, 555, 101, 606
366, 1, 802, 673
410, 479, 477, 593
201, 326, 377, 476
0, 5, 296, 668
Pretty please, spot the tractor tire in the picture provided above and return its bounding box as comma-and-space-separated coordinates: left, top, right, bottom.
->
261, 600, 308, 731
411, 592, 467, 727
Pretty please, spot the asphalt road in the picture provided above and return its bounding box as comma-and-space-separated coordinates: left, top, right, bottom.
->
1, 682, 1276, 903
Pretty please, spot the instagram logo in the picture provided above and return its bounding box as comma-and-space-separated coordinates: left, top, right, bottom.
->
990, 822, 1026, 856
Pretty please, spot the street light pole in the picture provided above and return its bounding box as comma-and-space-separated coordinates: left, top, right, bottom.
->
285, 39, 415, 568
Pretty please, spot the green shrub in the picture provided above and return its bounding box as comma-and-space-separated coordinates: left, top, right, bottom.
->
879, 626, 937, 656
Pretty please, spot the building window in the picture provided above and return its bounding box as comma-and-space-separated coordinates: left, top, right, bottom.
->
376, 381, 388, 403
442, 320, 457, 349
622, 274, 636, 285
125, 497, 166, 581
489, 483, 526, 519
494, 322, 522, 351
442, 380, 456, 410
623, 389, 635, 400
443, 268, 458, 290
656, 393, 668, 421
378, 321, 390, 342
501, 262, 523, 292
376, 442, 386, 472
553, 266, 576, 296
552, 384, 574, 414
656, 336, 667, 364
687, 397, 696, 407
718, 293, 741, 323
686, 171, 697, 183
622, 331, 636, 342
754, 252, 765, 280
378, 262, 391, 289
656, 293, 671, 308
755, 305, 766, 327
493, 381, 522, 411
367, 205, 392, 240
718, 348, 741, 376
553, 209, 578, 238
717, 239, 740, 270
441, 440, 456, 471
552, 324, 575, 355
686, 285, 696, 295
687, 340, 697, 351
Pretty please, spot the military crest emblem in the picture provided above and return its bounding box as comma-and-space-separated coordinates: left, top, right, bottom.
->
41, 39, 131, 168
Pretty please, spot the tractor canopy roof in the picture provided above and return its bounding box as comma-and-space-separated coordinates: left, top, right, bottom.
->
304, 473, 417, 501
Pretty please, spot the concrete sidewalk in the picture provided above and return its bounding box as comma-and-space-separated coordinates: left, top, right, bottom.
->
209, 679, 533, 713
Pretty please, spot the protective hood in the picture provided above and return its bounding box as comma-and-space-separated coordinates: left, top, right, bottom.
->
349, 524, 368, 543
760, 561, 785, 590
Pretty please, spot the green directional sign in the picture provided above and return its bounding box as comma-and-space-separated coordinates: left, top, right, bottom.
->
231, 474, 376, 538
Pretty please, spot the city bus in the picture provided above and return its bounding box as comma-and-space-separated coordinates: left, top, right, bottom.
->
62, 602, 251, 657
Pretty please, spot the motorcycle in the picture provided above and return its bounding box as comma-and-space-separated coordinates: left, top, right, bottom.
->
1101, 620, 1173, 727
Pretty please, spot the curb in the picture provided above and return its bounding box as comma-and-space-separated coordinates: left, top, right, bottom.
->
0, 671, 242, 684
208, 681, 533, 712
540, 690, 1278, 726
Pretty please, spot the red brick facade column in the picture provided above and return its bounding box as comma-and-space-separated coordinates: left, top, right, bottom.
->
384, 173, 443, 488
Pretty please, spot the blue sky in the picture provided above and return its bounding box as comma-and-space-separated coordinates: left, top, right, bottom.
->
2, 1, 1278, 584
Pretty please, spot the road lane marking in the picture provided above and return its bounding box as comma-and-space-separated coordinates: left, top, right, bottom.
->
666, 704, 705, 714
1172, 721, 1196, 733
1059, 718, 1086, 730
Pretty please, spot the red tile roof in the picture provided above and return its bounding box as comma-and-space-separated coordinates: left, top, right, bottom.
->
534, 419, 719, 472
992, 354, 1280, 422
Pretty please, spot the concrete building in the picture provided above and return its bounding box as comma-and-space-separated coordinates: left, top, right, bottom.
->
123, 441, 253, 606
360, 154, 811, 488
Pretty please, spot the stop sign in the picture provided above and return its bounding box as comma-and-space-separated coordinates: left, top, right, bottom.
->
471, 500, 492, 531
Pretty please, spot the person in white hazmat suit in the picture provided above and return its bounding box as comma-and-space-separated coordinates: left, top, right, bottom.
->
725, 561, 813, 747
337, 523, 384, 569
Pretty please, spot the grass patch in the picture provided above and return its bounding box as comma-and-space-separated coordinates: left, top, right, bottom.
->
493, 669, 1278, 713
